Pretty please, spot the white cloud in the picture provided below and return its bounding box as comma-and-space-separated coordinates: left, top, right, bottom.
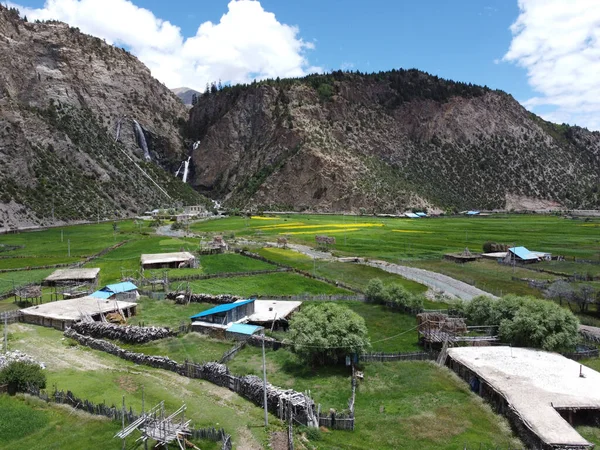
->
10, 0, 320, 91
504, 0, 600, 130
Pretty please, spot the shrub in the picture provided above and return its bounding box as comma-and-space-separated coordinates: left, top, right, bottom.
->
0, 361, 46, 394
365, 278, 385, 303
384, 283, 411, 307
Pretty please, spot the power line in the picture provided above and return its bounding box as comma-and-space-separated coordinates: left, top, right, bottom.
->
281, 322, 426, 349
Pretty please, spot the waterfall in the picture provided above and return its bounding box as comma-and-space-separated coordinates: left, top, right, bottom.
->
182, 157, 191, 183
115, 119, 122, 142
132, 120, 151, 161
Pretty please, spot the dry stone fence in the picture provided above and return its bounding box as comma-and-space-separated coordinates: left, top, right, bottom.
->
64, 328, 320, 427
71, 321, 173, 344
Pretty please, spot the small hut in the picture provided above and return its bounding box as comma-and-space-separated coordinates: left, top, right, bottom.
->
444, 248, 481, 263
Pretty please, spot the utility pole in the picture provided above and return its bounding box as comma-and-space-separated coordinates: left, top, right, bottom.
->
3, 314, 7, 353
67, 239, 70, 257
262, 331, 269, 427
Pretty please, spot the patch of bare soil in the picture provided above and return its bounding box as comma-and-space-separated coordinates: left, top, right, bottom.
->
235, 426, 264, 450
269, 431, 288, 450
14, 336, 113, 371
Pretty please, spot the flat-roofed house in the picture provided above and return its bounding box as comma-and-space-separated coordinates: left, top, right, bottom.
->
140, 252, 197, 270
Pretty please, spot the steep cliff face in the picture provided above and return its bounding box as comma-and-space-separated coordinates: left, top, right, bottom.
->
188, 71, 600, 212
0, 7, 203, 228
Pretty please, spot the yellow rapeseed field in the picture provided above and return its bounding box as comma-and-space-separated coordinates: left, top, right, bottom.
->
285, 228, 361, 235
256, 223, 385, 231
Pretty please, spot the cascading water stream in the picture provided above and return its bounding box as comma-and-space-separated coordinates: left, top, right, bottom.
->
132, 119, 151, 161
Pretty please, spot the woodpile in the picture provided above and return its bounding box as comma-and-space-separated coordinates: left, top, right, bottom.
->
417, 313, 467, 333
71, 322, 173, 344
167, 292, 241, 305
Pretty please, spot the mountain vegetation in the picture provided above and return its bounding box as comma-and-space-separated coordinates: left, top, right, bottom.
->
0, 5, 207, 228
188, 71, 600, 212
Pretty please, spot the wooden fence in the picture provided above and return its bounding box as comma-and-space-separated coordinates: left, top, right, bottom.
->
359, 350, 439, 363
219, 341, 247, 364
25, 385, 233, 449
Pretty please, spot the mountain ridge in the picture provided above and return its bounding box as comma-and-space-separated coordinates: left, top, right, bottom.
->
0, 6, 208, 229
187, 71, 600, 212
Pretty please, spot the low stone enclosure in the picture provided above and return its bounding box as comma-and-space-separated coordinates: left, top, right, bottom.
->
64, 328, 326, 428
446, 346, 600, 450
24, 385, 232, 450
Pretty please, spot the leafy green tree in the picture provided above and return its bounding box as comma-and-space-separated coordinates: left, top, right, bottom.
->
365, 278, 385, 304
465, 295, 499, 325
0, 361, 46, 394
498, 298, 579, 352
288, 303, 370, 365
545, 280, 574, 306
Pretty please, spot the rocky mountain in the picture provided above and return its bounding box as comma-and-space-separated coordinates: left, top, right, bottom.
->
172, 87, 201, 106
188, 71, 600, 213
0, 6, 206, 229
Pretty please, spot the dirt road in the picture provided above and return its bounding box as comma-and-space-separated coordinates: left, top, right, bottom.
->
280, 243, 496, 301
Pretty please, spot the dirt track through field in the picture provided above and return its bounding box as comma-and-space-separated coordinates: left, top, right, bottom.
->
281, 243, 497, 301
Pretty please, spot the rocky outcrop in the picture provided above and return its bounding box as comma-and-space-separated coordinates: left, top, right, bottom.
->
0, 6, 206, 227
189, 71, 600, 212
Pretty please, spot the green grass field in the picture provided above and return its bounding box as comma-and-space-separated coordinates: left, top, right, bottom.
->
192, 214, 600, 260
0, 395, 122, 450
120, 332, 233, 364
6, 323, 277, 449
188, 272, 352, 297
227, 349, 522, 450
257, 247, 427, 293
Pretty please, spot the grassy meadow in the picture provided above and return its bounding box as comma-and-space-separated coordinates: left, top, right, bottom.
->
191, 213, 600, 260
0, 213, 599, 448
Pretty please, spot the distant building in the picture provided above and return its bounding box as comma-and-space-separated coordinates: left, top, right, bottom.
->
191, 299, 256, 325
404, 212, 420, 218
225, 323, 263, 340
43, 268, 100, 287
140, 252, 197, 270
190, 299, 301, 337
504, 246, 551, 264
90, 282, 138, 301
184, 205, 207, 215
21, 297, 137, 330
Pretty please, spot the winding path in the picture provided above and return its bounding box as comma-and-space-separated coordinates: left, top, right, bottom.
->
280, 243, 497, 301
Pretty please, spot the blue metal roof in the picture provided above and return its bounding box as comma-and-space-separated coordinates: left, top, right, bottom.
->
415, 212, 427, 217
226, 323, 263, 335
90, 290, 113, 299
102, 282, 138, 294
190, 299, 255, 319
405, 213, 420, 218
466, 210, 480, 215
508, 246, 539, 260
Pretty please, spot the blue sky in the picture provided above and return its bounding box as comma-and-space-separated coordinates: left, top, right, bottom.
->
12, 0, 600, 129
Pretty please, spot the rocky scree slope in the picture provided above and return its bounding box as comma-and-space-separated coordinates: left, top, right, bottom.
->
188, 71, 600, 212
0, 7, 205, 228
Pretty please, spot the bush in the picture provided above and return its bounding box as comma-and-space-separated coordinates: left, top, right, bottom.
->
0, 361, 46, 394
465, 295, 499, 325
365, 278, 386, 303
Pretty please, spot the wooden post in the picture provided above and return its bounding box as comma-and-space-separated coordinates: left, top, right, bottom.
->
262, 331, 269, 427
121, 395, 125, 450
